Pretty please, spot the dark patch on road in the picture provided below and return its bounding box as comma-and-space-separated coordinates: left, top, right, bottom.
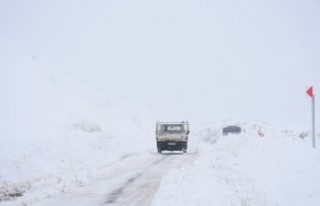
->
103, 156, 167, 205
104, 173, 142, 204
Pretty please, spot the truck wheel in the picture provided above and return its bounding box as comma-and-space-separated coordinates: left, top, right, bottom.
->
182, 148, 187, 153
157, 146, 162, 153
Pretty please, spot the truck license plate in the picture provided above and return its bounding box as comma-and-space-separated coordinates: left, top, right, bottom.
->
168, 142, 176, 146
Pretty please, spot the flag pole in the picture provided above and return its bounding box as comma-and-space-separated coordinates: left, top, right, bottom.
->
306, 86, 315, 149
312, 94, 316, 148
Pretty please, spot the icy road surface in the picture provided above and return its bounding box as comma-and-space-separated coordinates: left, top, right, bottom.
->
34, 151, 197, 206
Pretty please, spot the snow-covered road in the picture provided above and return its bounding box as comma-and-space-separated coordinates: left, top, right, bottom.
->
2, 122, 320, 206
33, 152, 197, 206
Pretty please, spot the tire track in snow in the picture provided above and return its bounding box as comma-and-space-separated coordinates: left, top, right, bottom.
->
105, 173, 143, 204
102, 152, 197, 206
33, 152, 196, 206
104, 156, 168, 204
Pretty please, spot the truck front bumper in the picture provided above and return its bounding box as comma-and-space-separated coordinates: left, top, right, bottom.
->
157, 141, 187, 151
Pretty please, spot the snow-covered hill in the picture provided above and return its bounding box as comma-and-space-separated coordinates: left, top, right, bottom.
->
1, 28, 320, 205
0, 31, 155, 205
152, 121, 320, 206
1, 0, 320, 205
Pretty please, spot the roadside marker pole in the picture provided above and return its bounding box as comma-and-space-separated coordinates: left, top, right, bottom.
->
307, 86, 316, 149
312, 94, 316, 148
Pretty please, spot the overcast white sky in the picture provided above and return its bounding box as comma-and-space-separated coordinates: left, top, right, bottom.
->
1, 0, 319, 127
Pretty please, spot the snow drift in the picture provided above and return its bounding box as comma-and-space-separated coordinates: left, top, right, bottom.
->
0, 30, 155, 205
152, 121, 320, 206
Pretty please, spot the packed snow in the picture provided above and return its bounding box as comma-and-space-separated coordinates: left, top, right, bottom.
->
1, 9, 320, 206
152, 121, 320, 206
0, 31, 155, 205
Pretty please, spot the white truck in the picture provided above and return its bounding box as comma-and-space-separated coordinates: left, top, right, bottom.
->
156, 121, 189, 153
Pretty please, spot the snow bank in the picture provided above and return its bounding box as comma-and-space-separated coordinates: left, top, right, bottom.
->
152, 121, 320, 206
0, 30, 155, 205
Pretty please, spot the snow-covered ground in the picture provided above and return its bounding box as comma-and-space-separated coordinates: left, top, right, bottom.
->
0, 30, 156, 205
31, 151, 197, 206
152, 121, 320, 206
1, 19, 320, 206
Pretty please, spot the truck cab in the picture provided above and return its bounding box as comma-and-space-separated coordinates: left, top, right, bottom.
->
156, 121, 189, 153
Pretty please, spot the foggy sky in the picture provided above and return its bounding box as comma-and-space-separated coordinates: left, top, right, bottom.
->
1, 0, 319, 127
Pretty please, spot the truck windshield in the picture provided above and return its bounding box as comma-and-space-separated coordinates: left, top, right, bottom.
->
162, 125, 183, 133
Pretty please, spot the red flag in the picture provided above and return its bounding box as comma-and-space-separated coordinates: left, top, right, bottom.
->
258, 129, 264, 137
306, 86, 313, 97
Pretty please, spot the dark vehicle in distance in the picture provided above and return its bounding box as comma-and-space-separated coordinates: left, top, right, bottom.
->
223, 126, 241, 136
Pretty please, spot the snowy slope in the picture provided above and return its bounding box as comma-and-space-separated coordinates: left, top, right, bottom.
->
151, 121, 320, 206
0, 31, 155, 205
